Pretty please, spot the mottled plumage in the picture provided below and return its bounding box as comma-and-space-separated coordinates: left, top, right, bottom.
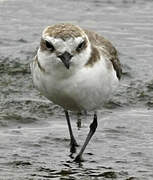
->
43, 24, 84, 40
84, 29, 122, 79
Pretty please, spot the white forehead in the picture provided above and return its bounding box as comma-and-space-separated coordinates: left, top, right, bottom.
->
42, 35, 84, 52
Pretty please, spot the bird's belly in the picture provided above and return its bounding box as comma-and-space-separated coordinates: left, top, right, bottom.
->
45, 87, 103, 111
47, 92, 83, 111
42, 76, 117, 111
33, 62, 119, 111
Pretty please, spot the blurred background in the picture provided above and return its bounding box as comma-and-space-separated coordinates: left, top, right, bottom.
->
0, 0, 153, 179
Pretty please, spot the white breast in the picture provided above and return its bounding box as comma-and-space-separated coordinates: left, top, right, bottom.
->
31, 56, 119, 112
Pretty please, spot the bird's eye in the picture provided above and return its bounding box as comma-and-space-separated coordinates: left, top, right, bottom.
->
45, 41, 55, 51
76, 40, 86, 52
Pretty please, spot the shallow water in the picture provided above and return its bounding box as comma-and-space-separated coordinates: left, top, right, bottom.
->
0, 0, 153, 179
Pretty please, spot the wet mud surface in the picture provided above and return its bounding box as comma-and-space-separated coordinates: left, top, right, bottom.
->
0, 0, 153, 179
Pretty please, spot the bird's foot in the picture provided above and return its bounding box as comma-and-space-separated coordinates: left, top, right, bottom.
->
74, 154, 84, 163
70, 139, 78, 153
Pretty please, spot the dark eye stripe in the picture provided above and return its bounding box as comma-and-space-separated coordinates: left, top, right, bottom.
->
45, 41, 55, 51
76, 40, 86, 52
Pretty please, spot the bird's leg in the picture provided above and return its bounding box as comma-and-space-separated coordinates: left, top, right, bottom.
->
74, 112, 98, 162
64, 110, 78, 153
77, 112, 82, 130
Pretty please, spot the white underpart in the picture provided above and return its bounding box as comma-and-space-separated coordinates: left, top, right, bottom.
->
31, 38, 119, 111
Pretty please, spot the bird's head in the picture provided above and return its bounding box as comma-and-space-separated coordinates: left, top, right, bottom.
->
37, 23, 91, 74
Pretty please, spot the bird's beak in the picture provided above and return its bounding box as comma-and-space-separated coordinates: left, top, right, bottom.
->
58, 51, 73, 69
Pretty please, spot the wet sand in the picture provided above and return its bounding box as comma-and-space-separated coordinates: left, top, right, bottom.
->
0, 0, 153, 179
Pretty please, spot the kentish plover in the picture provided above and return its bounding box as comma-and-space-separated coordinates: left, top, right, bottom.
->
30, 23, 122, 162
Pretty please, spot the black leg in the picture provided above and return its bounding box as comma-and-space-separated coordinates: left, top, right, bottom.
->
77, 112, 82, 130
64, 110, 78, 153
74, 112, 98, 162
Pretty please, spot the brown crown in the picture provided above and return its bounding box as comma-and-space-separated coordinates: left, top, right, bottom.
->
43, 23, 85, 40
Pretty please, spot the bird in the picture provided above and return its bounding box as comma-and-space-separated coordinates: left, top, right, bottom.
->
30, 23, 122, 162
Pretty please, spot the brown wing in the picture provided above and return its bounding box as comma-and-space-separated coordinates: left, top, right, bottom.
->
84, 29, 122, 80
